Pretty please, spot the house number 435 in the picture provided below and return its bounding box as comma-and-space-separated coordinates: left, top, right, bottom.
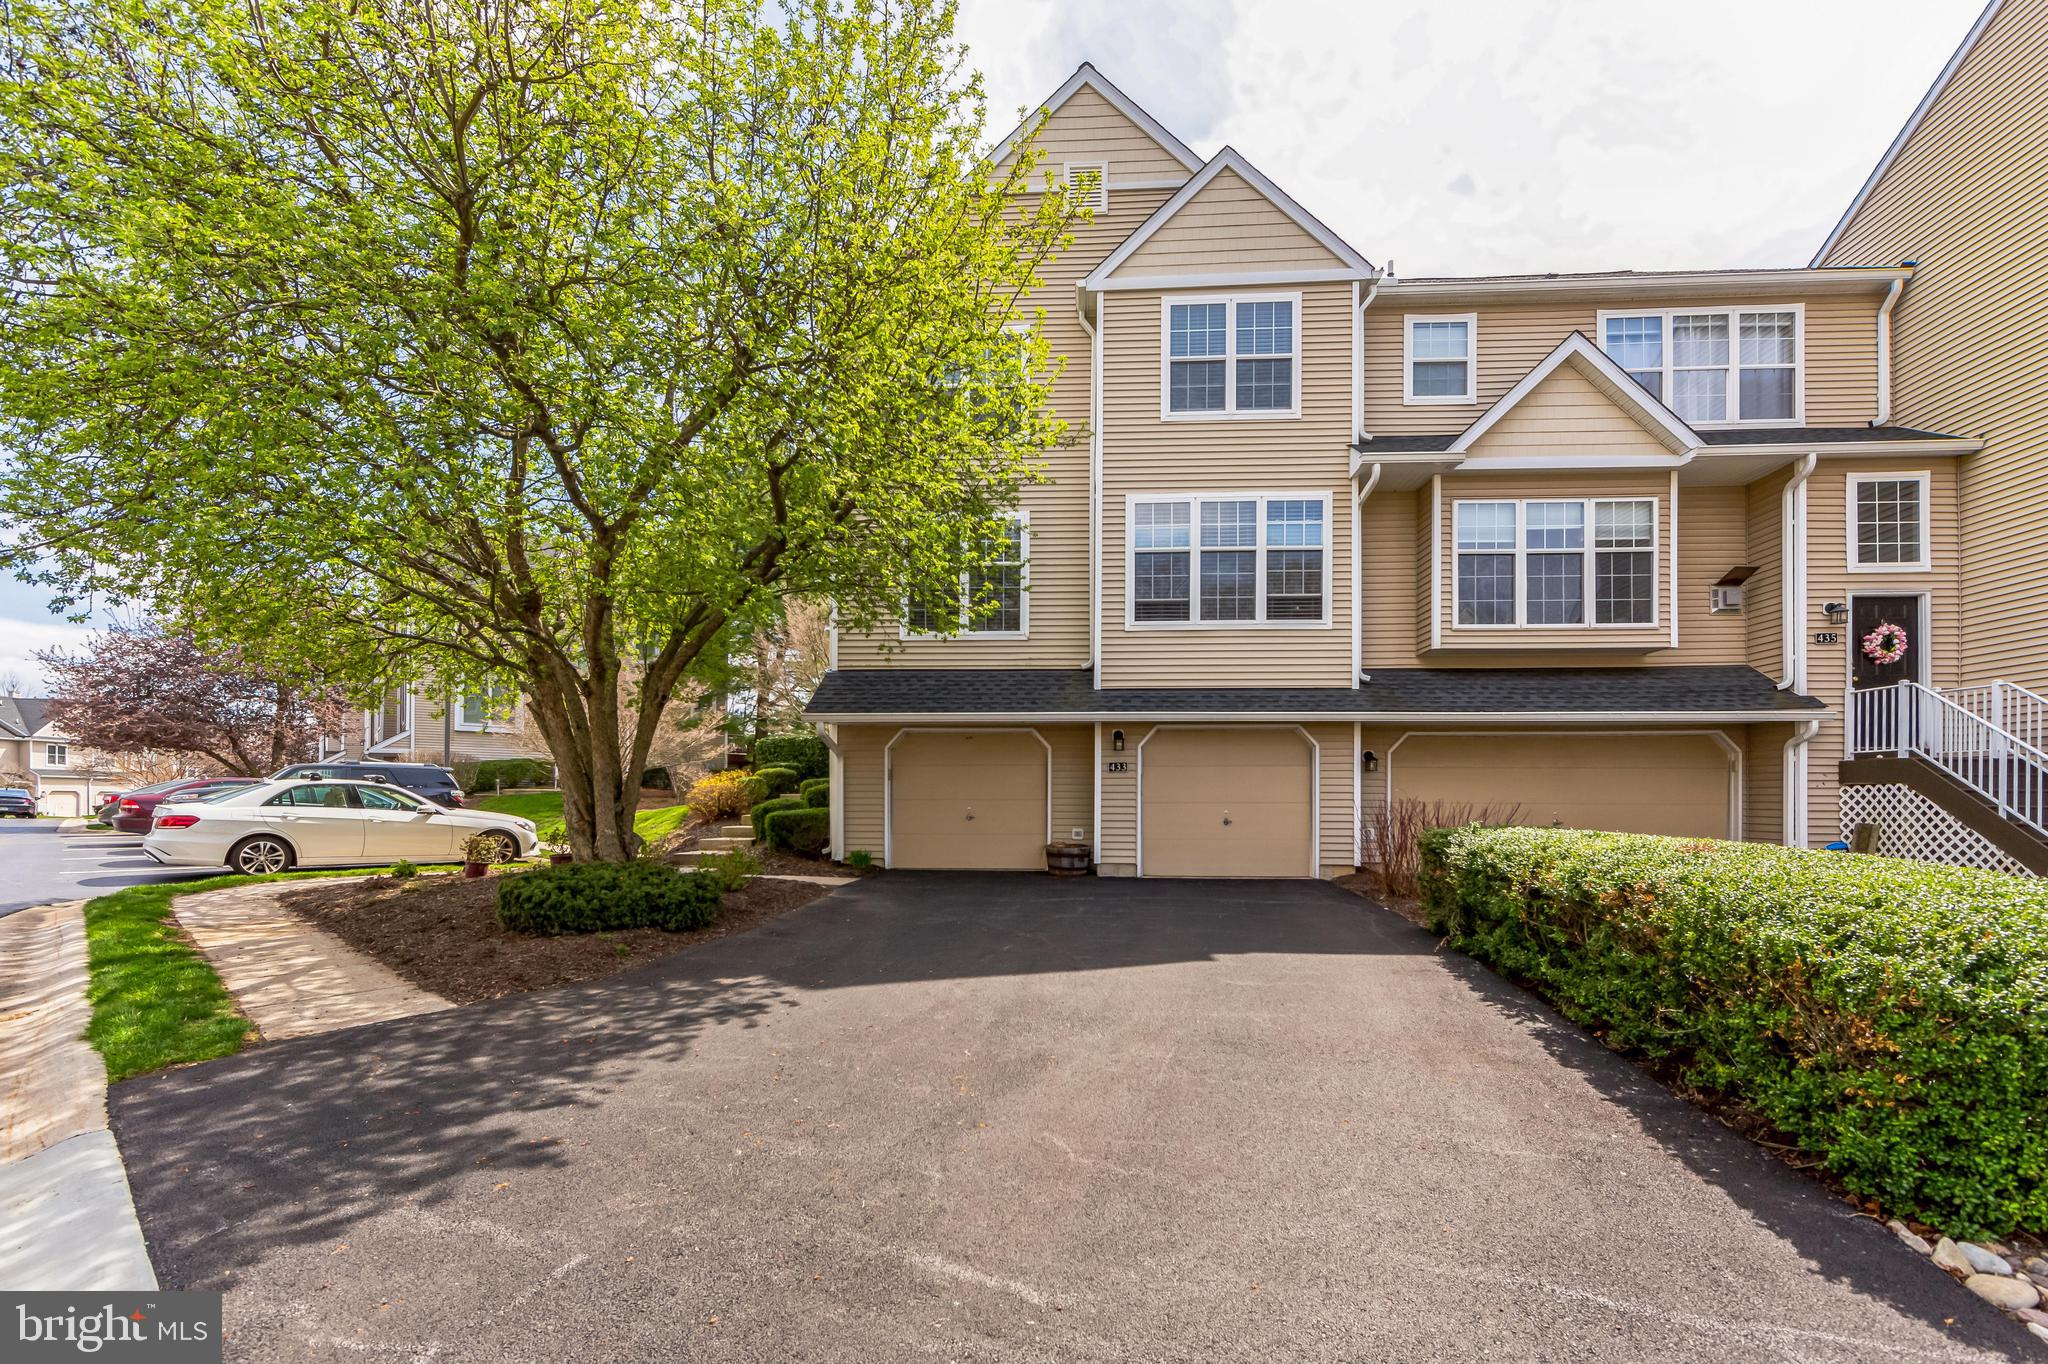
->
1813, 631, 1841, 645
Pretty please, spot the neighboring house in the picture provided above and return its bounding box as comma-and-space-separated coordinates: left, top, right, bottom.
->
0, 697, 130, 815
337, 682, 551, 768
807, 55, 2043, 877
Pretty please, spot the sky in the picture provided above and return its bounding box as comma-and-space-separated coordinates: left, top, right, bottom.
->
0, 0, 1989, 693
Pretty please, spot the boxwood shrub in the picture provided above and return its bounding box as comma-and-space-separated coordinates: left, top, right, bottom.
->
753, 735, 829, 781
764, 806, 830, 856
1419, 825, 2048, 1236
749, 793, 807, 840
753, 765, 801, 797
467, 757, 554, 792
497, 861, 721, 935
800, 778, 830, 808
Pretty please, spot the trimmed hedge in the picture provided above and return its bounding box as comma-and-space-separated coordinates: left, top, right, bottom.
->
753, 735, 829, 781
497, 861, 721, 935
753, 765, 801, 797
764, 806, 830, 856
801, 778, 831, 809
1420, 826, 2048, 1236
749, 793, 807, 840
468, 757, 553, 793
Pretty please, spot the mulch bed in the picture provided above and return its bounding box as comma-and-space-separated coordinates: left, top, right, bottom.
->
273, 870, 834, 1005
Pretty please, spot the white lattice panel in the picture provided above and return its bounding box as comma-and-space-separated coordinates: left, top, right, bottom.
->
1838, 784, 2033, 876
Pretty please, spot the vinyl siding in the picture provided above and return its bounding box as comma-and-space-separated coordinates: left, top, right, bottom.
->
1743, 722, 1790, 845
1108, 169, 1348, 278
1366, 296, 1880, 434
1820, 0, 2048, 691
993, 85, 1195, 185
835, 723, 1093, 867
1744, 469, 1789, 677
1463, 365, 1672, 458
1100, 283, 1355, 687
1799, 459, 1963, 845
834, 186, 1174, 670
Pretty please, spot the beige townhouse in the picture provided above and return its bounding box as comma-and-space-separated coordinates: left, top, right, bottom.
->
338, 682, 550, 770
0, 696, 133, 815
807, 50, 2042, 878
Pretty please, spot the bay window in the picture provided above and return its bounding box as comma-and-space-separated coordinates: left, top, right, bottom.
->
1163, 294, 1299, 417
1598, 306, 1800, 424
1130, 493, 1328, 626
1454, 498, 1658, 628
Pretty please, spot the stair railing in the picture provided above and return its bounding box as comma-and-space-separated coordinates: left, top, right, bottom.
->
1851, 681, 2048, 836
1939, 680, 2048, 755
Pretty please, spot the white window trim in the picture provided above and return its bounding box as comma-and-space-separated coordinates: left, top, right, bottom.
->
1594, 303, 1805, 427
1450, 496, 1662, 630
899, 510, 1031, 640
455, 687, 517, 733
1124, 491, 1334, 630
1060, 161, 1108, 213
1402, 312, 1478, 405
1158, 291, 1303, 420
44, 743, 67, 767
1845, 470, 1932, 573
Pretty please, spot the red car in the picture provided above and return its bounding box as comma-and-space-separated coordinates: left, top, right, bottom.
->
111, 777, 262, 834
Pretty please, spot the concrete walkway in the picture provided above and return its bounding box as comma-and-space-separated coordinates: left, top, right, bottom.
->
0, 899, 157, 1290
170, 880, 453, 1042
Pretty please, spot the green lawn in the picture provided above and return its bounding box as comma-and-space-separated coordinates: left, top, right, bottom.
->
83, 868, 450, 1081
471, 790, 689, 842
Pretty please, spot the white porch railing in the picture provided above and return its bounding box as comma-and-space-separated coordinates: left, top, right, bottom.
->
1938, 680, 2048, 754
1850, 681, 2048, 836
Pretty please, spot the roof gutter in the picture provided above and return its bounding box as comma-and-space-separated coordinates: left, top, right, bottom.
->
805, 708, 1833, 725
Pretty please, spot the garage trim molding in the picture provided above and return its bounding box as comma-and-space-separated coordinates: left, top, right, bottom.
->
882, 726, 1053, 868
1135, 723, 1320, 878
1381, 728, 1743, 842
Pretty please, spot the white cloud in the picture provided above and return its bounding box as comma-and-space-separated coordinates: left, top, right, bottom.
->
0, 616, 95, 696
956, 0, 1988, 275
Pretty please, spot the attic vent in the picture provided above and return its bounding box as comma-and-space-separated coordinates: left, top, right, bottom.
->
1062, 161, 1107, 213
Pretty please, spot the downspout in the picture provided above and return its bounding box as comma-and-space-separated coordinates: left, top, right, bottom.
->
1354, 278, 1381, 444
1351, 463, 1381, 687
1872, 276, 1903, 427
1078, 285, 1103, 690
813, 721, 844, 861
1783, 719, 1821, 847
1778, 453, 1818, 690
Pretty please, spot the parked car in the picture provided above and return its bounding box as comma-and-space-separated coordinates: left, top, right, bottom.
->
110, 776, 264, 834
98, 780, 185, 822
0, 788, 35, 818
269, 760, 466, 807
143, 778, 535, 874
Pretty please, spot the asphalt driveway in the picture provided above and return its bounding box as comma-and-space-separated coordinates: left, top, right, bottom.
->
111, 874, 2028, 1362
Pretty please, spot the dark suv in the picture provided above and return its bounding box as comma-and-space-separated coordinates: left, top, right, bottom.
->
269, 760, 465, 807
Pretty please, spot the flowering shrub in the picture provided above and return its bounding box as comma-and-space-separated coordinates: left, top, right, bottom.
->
1420, 825, 2048, 1237
685, 769, 756, 820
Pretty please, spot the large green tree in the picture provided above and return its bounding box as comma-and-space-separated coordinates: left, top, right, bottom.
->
0, 0, 1078, 858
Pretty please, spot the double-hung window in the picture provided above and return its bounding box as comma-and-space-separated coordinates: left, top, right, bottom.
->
1598, 306, 1800, 424
1404, 313, 1477, 404
44, 743, 67, 767
904, 513, 1029, 636
458, 685, 516, 730
1130, 494, 1327, 625
1847, 473, 1930, 571
1453, 498, 1658, 627
1163, 294, 1299, 417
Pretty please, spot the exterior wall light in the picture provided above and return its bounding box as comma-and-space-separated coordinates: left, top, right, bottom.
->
1111, 729, 1125, 752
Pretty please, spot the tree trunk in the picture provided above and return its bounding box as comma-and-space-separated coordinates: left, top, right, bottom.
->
524, 663, 647, 863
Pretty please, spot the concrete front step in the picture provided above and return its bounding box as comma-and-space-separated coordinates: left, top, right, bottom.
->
719, 823, 755, 837
692, 835, 756, 852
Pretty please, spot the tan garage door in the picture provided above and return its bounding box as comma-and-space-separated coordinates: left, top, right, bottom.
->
1393, 734, 1731, 839
889, 730, 1048, 870
1142, 728, 1314, 878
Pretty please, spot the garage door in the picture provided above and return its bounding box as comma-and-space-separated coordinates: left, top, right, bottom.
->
1142, 728, 1314, 877
889, 730, 1048, 870
1392, 734, 1731, 838
41, 789, 77, 816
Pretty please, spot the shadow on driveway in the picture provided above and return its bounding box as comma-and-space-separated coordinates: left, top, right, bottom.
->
110, 872, 2027, 1361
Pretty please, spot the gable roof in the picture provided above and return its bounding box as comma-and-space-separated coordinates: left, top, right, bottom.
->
1080, 146, 1376, 289
1448, 332, 1699, 456
1812, 0, 2005, 264
988, 62, 1205, 176
0, 696, 52, 738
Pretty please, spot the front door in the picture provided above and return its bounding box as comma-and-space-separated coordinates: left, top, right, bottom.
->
1851, 594, 1922, 752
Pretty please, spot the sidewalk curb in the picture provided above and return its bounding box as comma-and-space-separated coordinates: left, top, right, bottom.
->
0, 898, 158, 1291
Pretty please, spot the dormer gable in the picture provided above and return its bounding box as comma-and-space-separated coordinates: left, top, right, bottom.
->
1452, 333, 1699, 460
990, 63, 1203, 192
1083, 147, 1374, 290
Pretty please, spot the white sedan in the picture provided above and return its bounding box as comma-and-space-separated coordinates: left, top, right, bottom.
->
142, 778, 539, 875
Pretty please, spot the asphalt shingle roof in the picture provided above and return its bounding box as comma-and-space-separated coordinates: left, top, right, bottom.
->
0, 697, 51, 737
1352, 425, 1964, 454
806, 666, 1822, 718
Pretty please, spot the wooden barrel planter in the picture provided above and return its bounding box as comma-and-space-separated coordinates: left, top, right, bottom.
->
1045, 841, 1092, 877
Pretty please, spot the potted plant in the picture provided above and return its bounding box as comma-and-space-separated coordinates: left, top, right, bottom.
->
1045, 841, 1091, 877
461, 832, 499, 879
538, 820, 573, 866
